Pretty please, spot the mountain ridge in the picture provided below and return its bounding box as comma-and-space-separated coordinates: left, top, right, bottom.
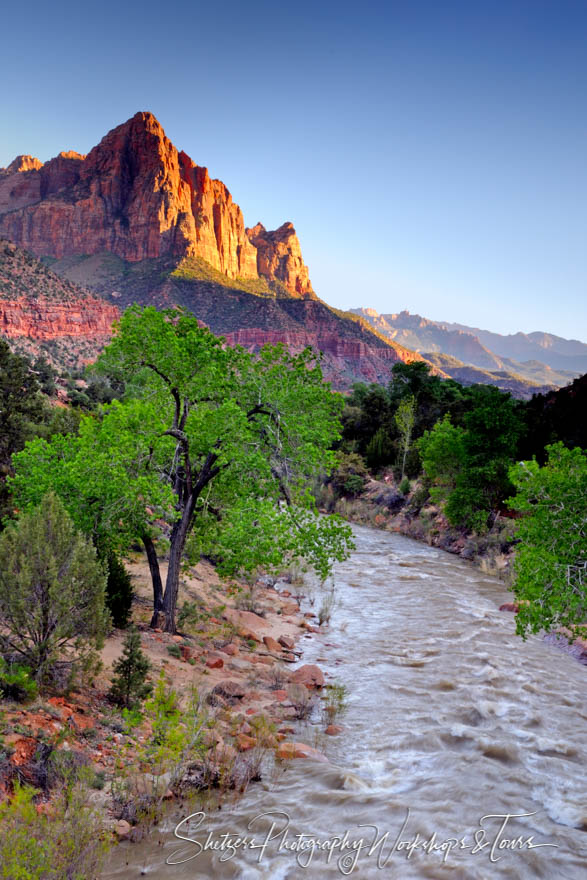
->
352, 308, 585, 387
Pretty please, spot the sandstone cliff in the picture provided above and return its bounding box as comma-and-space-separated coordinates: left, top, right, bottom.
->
0, 112, 313, 297
0, 241, 118, 365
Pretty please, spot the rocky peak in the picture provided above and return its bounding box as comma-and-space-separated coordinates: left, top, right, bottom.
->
0, 113, 314, 295
246, 221, 313, 296
3, 155, 43, 174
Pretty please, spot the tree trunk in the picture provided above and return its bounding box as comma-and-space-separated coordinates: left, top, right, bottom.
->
162, 496, 196, 634
143, 535, 164, 628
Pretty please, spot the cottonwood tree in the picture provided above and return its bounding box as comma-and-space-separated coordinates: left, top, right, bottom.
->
12, 307, 353, 633
11, 399, 175, 617
507, 443, 587, 639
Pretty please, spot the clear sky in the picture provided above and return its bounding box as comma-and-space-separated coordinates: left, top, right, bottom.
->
2, 0, 586, 341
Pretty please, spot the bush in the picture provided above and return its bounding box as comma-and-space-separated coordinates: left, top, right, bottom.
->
0, 660, 38, 702
0, 492, 109, 686
399, 477, 411, 495
0, 781, 109, 880
330, 452, 369, 498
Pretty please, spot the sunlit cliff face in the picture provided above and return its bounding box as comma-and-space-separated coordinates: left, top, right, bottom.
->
0, 112, 313, 297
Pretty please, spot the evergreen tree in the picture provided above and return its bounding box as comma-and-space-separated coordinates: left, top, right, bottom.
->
109, 627, 151, 709
0, 492, 108, 684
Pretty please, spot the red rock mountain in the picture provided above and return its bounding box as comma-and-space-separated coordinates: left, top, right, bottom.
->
0, 112, 313, 296
1, 112, 554, 395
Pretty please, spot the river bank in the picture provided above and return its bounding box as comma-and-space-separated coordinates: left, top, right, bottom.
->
0, 552, 335, 843
103, 523, 587, 879
328, 476, 517, 577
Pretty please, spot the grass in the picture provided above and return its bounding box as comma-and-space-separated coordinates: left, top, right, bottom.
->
170, 256, 296, 299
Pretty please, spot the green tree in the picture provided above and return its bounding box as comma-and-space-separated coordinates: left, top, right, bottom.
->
10, 400, 174, 618
0, 492, 108, 684
418, 414, 467, 502
395, 394, 416, 479
12, 307, 353, 634
508, 443, 587, 639
102, 550, 134, 629
0, 339, 45, 514
419, 387, 523, 532
109, 626, 151, 708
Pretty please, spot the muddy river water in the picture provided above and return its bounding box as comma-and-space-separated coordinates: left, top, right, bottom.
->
104, 524, 586, 879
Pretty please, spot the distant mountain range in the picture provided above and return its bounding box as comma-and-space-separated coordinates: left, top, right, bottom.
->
351, 309, 585, 389
0, 111, 582, 397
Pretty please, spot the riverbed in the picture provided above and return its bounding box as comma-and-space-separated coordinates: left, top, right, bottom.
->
103, 524, 586, 879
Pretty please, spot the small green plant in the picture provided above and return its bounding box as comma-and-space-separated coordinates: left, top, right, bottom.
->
166, 643, 182, 659
399, 477, 411, 495
0, 661, 38, 702
322, 681, 348, 723
247, 639, 257, 652
109, 627, 151, 709
91, 770, 106, 790
111, 676, 208, 824
177, 601, 203, 629
121, 706, 143, 731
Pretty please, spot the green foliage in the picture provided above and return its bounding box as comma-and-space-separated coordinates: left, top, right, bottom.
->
398, 477, 411, 495
0, 781, 109, 880
177, 601, 204, 629
32, 357, 56, 396
166, 644, 182, 659
0, 492, 108, 685
419, 415, 467, 502
13, 306, 354, 633
10, 400, 175, 554
0, 660, 38, 702
508, 443, 587, 638
329, 452, 368, 498
0, 339, 46, 517
322, 681, 348, 723
109, 627, 151, 709
102, 551, 134, 628
419, 387, 524, 531
395, 395, 416, 479
0, 339, 44, 472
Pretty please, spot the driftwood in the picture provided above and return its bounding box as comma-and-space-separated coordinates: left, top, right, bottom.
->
257, 651, 301, 663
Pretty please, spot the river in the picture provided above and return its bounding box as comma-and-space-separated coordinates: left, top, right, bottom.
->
104, 524, 586, 879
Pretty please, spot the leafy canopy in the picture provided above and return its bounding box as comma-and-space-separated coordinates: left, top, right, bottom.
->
508, 443, 587, 639
11, 306, 353, 631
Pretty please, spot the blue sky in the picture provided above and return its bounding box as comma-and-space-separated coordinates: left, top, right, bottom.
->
2, 0, 586, 340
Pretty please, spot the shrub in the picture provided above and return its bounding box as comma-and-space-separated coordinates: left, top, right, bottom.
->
288, 683, 314, 720
399, 477, 411, 495
318, 587, 337, 626
166, 644, 182, 659
177, 601, 203, 629
109, 627, 152, 709
0, 661, 38, 703
330, 452, 369, 498
0, 492, 109, 686
322, 681, 348, 723
0, 781, 109, 880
